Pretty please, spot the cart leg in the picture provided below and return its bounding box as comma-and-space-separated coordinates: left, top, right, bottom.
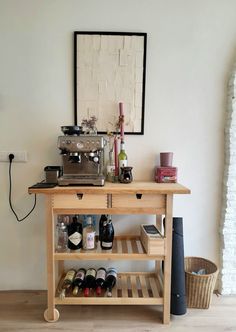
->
45, 196, 57, 322
155, 215, 163, 275
163, 194, 173, 324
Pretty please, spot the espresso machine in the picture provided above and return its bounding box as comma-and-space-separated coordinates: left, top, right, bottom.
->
57, 126, 105, 186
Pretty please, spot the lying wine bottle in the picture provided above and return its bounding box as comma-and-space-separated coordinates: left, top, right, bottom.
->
95, 267, 106, 296
72, 268, 86, 296
83, 268, 96, 297
105, 267, 117, 297
59, 269, 76, 299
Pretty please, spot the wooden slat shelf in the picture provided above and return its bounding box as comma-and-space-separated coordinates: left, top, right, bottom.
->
54, 236, 165, 261
55, 272, 163, 305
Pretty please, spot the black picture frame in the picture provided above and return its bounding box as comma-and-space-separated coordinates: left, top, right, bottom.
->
74, 31, 147, 135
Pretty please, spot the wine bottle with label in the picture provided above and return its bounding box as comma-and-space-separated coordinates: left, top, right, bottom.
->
67, 215, 82, 250
100, 215, 114, 250
83, 268, 96, 297
118, 141, 128, 176
59, 269, 76, 299
83, 216, 96, 250
72, 268, 86, 296
105, 267, 117, 297
95, 267, 106, 296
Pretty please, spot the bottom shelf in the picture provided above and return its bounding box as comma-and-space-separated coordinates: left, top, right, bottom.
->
55, 272, 163, 305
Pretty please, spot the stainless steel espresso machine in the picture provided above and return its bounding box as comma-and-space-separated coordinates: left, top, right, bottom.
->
57, 126, 105, 186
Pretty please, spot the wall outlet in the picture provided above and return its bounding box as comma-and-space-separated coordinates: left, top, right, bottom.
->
0, 151, 28, 162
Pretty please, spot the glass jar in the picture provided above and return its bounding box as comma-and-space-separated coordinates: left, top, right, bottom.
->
56, 222, 68, 252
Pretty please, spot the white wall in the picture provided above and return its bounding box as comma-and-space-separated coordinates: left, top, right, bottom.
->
0, 0, 236, 290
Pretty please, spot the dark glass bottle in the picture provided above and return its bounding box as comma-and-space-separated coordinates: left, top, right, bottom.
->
105, 267, 117, 297
100, 215, 114, 250
95, 267, 106, 296
67, 215, 82, 250
72, 268, 86, 296
83, 268, 96, 297
99, 215, 108, 241
59, 269, 76, 299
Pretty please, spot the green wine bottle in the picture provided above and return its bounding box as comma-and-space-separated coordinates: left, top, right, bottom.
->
118, 141, 128, 175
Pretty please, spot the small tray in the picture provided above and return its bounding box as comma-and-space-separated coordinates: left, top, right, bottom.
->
29, 182, 57, 189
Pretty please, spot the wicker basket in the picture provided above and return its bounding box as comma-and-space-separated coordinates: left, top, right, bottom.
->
184, 257, 219, 309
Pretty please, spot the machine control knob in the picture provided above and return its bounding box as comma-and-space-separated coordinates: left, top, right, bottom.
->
93, 156, 99, 163
77, 142, 84, 149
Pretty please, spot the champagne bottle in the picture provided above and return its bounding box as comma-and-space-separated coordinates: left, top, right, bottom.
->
99, 215, 108, 241
118, 141, 128, 176
100, 215, 114, 250
72, 268, 86, 296
83, 268, 96, 297
95, 267, 106, 296
105, 267, 117, 297
67, 215, 82, 250
59, 269, 76, 299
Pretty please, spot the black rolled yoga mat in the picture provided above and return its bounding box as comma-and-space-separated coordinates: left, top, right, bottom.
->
163, 217, 187, 315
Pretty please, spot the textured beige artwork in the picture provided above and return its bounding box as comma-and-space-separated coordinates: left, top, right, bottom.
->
75, 33, 146, 133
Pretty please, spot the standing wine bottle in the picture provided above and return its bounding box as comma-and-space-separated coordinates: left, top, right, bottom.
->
72, 268, 86, 296
95, 267, 106, 296
83, 268, 96, 297
99, 215, 108, 241
100, 215, 114, 250
67, 215, 82, 250
118, 141, 128, 176
59, 269, 76, 299
105, 267, 117, 297
82, 216, 96, 250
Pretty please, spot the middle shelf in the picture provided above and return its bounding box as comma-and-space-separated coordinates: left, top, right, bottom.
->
54, 235, 165, 261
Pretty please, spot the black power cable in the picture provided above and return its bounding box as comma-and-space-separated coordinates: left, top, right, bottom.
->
8, 154, 37, 222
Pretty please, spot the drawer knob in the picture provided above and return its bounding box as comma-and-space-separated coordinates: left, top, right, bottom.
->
136, 193, 143, 199
76, 193, 83, 200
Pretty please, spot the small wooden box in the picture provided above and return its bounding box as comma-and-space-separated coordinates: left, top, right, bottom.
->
155, 166, 177, 183
140, 224, 164, 255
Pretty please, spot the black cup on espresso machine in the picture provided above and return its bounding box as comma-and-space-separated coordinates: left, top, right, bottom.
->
44, 166, 62, 184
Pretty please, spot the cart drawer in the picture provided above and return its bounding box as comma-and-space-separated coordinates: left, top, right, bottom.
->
52, 193, 107, 209
112, 194, 165, 209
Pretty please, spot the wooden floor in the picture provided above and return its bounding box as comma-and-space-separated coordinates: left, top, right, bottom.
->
0, 291, 235, 332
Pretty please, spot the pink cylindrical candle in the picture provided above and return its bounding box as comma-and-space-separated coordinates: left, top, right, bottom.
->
119, 102, 124, 142
114, 136, 119, 176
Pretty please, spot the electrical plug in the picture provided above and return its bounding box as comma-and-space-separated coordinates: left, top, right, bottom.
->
9, 154, 15, 162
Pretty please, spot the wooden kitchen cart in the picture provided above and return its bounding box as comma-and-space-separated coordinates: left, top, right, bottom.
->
28, 181, 190, 324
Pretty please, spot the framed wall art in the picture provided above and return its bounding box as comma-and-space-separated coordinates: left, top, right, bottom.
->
74, 31, 147, 134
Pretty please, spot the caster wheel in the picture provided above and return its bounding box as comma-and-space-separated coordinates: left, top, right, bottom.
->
44, 308, 60, 322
